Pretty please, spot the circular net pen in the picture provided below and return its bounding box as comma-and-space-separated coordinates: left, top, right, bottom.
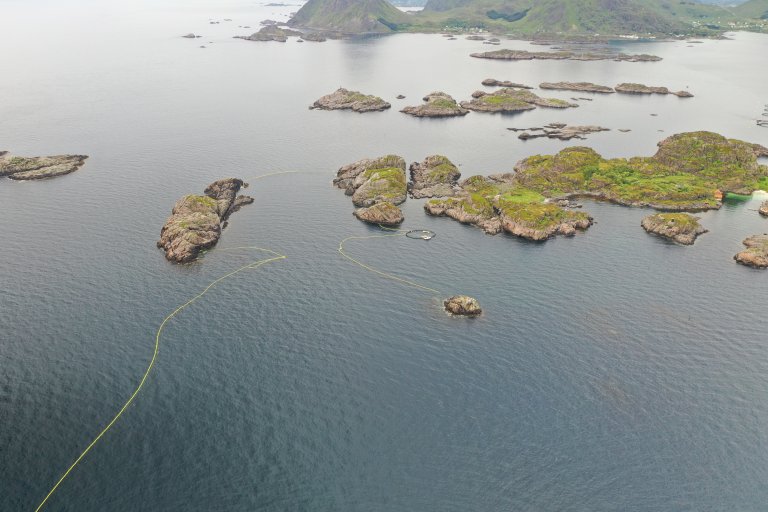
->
406, 230, 436, 240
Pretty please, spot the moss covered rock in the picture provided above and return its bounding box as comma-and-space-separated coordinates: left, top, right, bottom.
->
425, 174, 589, 240
444, 295, 482, 316
157, 178, 253, 263
514, 132, 768, 210
460, 88, 577, 113
400, 92, 469, 117
641, 213, 707, 245
409, 155, 461, 198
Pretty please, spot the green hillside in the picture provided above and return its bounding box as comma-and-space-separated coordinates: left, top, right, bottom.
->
412, 0, 736, 36
287, 0, 410, 33
736, 0, 768, 19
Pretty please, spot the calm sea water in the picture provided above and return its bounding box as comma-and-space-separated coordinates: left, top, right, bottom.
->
1, 1, 768, 510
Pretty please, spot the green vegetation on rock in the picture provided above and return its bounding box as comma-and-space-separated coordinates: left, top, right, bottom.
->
514, 132, 768, 210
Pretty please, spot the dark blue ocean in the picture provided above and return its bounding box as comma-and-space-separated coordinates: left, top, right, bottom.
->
1, 1, 768, 510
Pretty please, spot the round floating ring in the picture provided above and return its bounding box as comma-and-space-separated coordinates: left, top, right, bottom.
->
406, 230, 436, 240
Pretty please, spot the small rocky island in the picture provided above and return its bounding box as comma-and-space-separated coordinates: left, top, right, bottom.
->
334, 155, 407, 225
157, 178, 253, 263
759, 200, 768, 217
470, 49, 662, 62
400, 92, 469, 117
615, 83, 693, 97
461, 88, 577, 113
641, 213, 708, 245
311, 88, 391, 113
481, 78, 533, 89
234, 25, 302, 42
734, 234, 768, 268
409, 155, 461, 198
510, 123, 609, 141
539, 82, 615, 93
0, 152, 88, 180
444, 295, 482, 316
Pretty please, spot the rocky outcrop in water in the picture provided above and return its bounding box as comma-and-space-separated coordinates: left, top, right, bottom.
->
461, 88, 577, 113
0, 153, 88, 180
539, 82, 614, 93
157, 178, 253, 263
311, 88, 391, 112
409, 155, 461, 198
353, 201, 404, 225
400, 92, 469, 117
615, 83, 693, 97
444, 295, 482, 316
470, 49, 661, 62
734, 234, 768, 268
335, 155, 407, 223
481, 78, 533, 89
511, 123, 609, 141
424, 175, 593, 240
641, 213, 707, 245
759, 200, 768, 217
235, 25, 302, 42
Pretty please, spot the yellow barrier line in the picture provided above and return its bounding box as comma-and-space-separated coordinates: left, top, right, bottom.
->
33, 175, 289, 511
338, 228, 442, 296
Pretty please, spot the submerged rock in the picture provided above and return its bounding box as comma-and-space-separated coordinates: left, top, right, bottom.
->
400, 92, 469, 118
0, 153, 88, 180
461, 88, 577, 113
353, 201, 404, 226
641, 213, 707, 245
734, 234, 768, 268
157, 178, 253, 263
615, 83, 693, 97
539, 81, 614, 93
409, 155, 461, 198
444, 295, 482, 316
311, 88, 391, 113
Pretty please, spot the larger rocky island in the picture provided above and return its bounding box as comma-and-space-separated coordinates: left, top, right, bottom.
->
470, 49, 662, 62
157, 178, 254, 263
0, 152, 88, 180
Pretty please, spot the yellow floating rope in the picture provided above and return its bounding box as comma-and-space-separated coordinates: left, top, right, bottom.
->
33, 188, 288, 512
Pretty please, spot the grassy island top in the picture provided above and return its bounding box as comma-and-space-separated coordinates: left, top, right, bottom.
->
513, 132, 768, 209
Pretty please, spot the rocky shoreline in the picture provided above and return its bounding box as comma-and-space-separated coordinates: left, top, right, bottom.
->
641, 213, 707, 245
0, 153, 88, 180
157, 178, 253, 263
311, 88, 390, 112
734, 234, 768, 268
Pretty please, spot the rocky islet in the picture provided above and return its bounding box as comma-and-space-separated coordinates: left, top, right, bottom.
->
0, 153, 88, 180
157, 178, 254, 263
